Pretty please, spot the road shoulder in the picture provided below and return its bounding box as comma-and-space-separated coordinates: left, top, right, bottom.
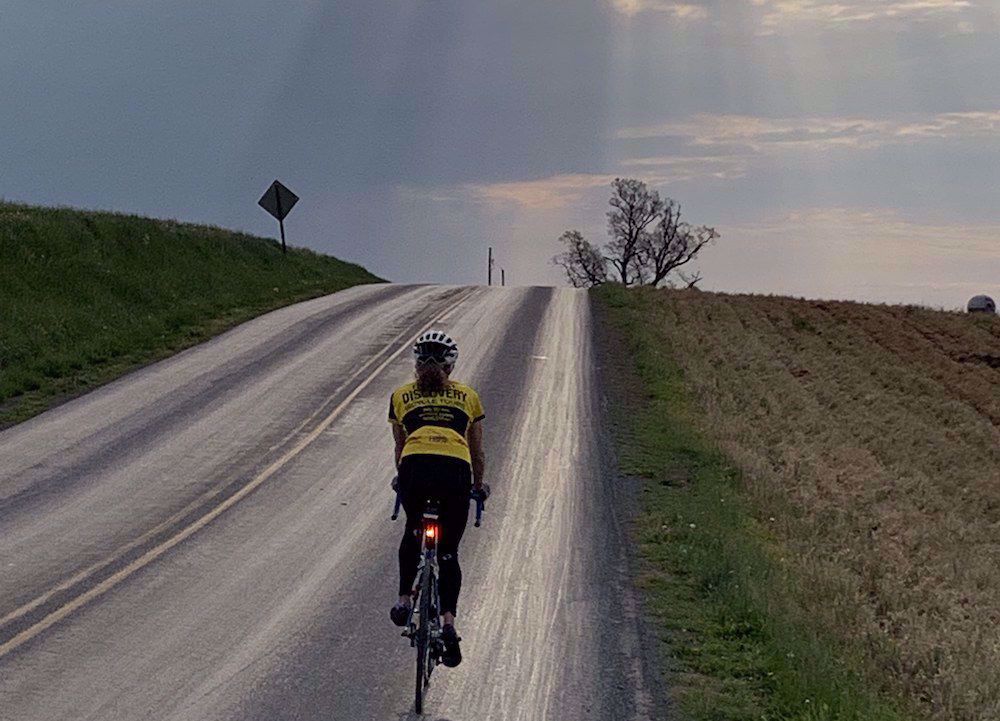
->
589, 291, 676, 721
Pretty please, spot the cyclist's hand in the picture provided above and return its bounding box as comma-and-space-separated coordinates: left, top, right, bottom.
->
391, 475, 399, 492
472, 483, 491, 501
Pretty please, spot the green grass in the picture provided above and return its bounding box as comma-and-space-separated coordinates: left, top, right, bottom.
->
0, 202, 382, 427
593, 283, 909, 721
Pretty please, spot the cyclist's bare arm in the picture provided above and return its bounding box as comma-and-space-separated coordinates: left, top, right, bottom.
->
392, 423, 406, 469
468, 420, 486, 488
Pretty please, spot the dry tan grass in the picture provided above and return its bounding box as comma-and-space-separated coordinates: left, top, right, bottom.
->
639, 288, 1000, 721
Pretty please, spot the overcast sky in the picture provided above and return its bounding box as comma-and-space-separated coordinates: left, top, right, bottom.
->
2, 1, 998, 307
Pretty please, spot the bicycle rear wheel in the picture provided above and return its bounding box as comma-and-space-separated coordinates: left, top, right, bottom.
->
414, 561, 433, 714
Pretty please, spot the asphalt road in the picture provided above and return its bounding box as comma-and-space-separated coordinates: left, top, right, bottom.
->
0, 284, 660, 721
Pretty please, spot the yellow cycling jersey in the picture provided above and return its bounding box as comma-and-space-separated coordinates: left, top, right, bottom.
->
388, 380, 485, 464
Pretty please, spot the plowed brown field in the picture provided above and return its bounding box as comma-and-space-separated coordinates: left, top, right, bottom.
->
635, 288, 1000, 720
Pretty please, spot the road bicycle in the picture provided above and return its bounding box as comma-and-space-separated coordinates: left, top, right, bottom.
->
391, 479, 486, 715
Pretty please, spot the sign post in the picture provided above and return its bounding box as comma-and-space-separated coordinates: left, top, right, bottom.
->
258, 180, 300, 254
488, 247, 494, 286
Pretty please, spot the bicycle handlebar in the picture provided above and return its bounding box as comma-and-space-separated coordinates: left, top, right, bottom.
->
390, 475, 486, 526
471, 489, 486, 527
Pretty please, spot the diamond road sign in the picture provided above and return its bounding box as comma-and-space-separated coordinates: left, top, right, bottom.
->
258, 180, 299, 222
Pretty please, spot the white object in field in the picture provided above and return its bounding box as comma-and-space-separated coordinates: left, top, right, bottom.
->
967, 295, 996, 314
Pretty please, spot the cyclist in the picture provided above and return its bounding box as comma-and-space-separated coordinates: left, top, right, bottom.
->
388, 330, 488, 668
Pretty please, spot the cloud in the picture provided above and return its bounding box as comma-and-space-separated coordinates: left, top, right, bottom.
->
608, 0, 709, 20
618, 154, 750, 179
727, 206, 1000, 256
463, 174, 614, 210
609, 0, 981, 32
462, 156, 747, 209
618, 111, 1000, 152
750, 0, 974, 29
894, 111, 1000, 138
408, 154, 745, 212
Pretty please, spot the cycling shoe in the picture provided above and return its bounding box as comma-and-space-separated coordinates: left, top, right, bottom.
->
389, 602, 411, 627
440, 624, 462, 667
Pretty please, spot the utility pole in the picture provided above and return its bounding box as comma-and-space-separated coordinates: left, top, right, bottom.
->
501, 268, 506, 287
488, 247, 494, 286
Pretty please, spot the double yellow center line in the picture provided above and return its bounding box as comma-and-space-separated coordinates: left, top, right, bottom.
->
0, 288, 478, 659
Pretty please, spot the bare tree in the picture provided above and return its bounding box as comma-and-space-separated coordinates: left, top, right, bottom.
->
551, 178, 719, 289
675, 269, 703, 289
636, 200, 719, 287
553, 230, 608, 288
605, 178, 663, 286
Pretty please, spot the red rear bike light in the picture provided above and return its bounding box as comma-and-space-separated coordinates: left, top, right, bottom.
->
425, 525, 437, 539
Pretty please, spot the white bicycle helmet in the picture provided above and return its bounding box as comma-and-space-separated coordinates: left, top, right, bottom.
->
413, 330, 459, 367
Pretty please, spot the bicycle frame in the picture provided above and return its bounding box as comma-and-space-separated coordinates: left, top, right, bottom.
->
408, 503, 443, 715
408, 505, 441, 646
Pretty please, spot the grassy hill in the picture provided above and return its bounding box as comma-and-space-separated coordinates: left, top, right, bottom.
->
0, 202, 383, 427
594, 285, 1000, 721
